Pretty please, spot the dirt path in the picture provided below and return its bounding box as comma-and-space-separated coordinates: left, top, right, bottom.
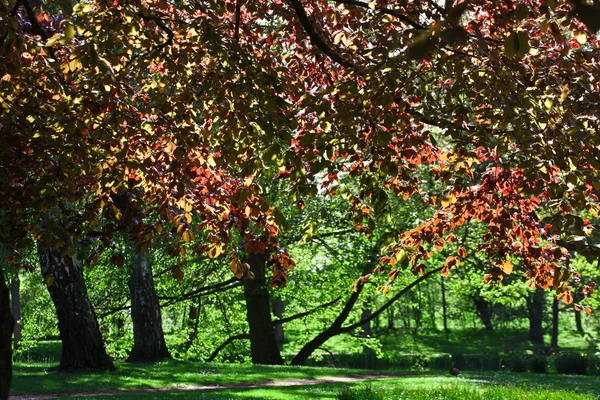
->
10, 372, 420, 399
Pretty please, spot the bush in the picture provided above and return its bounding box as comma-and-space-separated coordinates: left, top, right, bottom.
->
554, 354, 588, 375
530, 355, 548, 374
510, 356, 529, 373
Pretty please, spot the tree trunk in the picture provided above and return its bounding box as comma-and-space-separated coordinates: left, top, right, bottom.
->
244, 253, 283, 365
441, 276, 449, 339
574, 292, 584, 334
551, 297, 559, 348
526, 288, 545, 346
361, 306, 372, 336
39, 246, 113, 370
575, 309, 584, 334
272, 296, 285, 348
127, 253, 170, 362
10, 272, 21, 349
0, 268, 13, 400
473, 293, 493, 331
187, 299, 201, 347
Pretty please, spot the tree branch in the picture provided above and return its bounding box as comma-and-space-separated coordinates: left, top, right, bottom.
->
273, 296, 341, 326
339, 266, 443, 333
206, 333, 250, 362
331, 0, 425, 30
287, 0, 354, 67
22, 0, 48, 41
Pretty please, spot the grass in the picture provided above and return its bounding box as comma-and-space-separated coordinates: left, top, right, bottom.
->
12, 361, 600, 400
11, 359, 373, 397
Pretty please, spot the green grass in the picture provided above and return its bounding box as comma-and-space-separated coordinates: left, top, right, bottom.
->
11, 359, 373, 397
13, 363, 600, 399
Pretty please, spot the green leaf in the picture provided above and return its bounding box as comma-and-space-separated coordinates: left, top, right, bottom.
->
64, 25, 76, 41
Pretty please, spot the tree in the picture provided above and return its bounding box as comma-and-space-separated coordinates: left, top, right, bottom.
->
39, 244, 114, 370
127, 252, 170, 362
243, 253, 284, 365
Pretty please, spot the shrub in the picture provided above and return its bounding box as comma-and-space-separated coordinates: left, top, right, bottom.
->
555, 354, 588, 375
530, 355, 548, 374
510, 356, 529, 373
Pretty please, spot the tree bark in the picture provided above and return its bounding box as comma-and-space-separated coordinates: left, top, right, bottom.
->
127, 253, 170, 362
551, 297, 559, 348
0, 268, 13, 400
243, 253, 283, 365
39, 246, 114, 370
10, 272, 21, 349
526, 288, 545, 346
472, 293, 493, 331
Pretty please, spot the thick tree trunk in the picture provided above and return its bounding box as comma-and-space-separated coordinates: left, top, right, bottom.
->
551, 297, 559, 348
127, 253, 170, 362
0, 268, 13, 400
244, 253, 283, 365
39, 247, 113, 370
272, 296, 285, 348
10, 272, 21, 349
473, 293, 493, 331
526, 288, 545, 346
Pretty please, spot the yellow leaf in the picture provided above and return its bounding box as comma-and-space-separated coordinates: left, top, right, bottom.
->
500, 260, 513, 274
230, 260, 243, 279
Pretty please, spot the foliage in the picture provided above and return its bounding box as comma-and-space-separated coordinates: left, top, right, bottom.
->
0, 0, 599, 305
554, 353, 589, 375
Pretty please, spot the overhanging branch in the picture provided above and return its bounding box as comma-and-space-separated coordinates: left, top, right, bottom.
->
332, 0, 424, 30
339, 266, 443, 333
288, 0, 354, 67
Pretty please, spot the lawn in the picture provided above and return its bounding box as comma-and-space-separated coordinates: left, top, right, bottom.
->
11, 359, 600, 400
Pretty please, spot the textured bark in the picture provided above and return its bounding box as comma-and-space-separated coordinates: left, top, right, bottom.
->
0, 268, 13, 400
526, 288, 545, 346
243, 253, 283, 365
127, 253, 170, 362
39, 247, 113, 370
10, 273, 21, 349
551, 297, 559, 348
473, 293, 493, 331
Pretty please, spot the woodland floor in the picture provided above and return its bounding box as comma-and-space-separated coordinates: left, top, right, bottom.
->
9, 371, 416, 399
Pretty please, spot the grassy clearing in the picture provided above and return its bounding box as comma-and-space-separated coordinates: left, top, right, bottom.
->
11, 359, 372, 396
13, 367, 600, 399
